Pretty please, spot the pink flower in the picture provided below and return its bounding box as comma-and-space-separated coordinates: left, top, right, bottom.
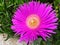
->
11, 1, 58, 43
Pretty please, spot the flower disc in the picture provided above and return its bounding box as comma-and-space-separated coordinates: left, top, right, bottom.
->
26, 14, 40, 29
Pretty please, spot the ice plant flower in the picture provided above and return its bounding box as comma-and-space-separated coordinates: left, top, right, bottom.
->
11, 1, 58, 43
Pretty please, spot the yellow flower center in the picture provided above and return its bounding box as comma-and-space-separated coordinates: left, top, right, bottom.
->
26, 14, 40, 29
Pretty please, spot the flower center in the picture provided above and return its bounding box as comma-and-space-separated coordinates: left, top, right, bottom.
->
26, 14, 40, 29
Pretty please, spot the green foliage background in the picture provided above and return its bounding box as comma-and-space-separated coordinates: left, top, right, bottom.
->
0, 0, 60, 45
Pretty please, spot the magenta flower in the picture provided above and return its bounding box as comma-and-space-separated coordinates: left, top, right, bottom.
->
11, 1, 58, 43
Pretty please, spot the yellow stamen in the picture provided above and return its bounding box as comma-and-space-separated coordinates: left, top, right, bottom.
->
26, 14, 40, 29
